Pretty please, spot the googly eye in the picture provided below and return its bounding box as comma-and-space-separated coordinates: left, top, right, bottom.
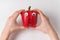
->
32, 12, 36, 16
24, 12, 28, 16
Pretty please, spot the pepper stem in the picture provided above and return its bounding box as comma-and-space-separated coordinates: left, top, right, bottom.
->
28, 6, 31, 10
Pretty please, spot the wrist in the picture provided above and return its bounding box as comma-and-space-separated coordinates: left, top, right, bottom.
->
48, 29, 59, 40
1, 30, 10, 40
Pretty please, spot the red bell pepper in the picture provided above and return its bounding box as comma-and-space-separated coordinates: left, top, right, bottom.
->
21, 6, 38, 28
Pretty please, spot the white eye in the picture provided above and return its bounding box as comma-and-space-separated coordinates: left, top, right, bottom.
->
32, 12, 36, 16
24, 12, 28, 16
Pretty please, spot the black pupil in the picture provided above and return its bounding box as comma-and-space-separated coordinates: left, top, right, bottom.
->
33, 14, 36, 16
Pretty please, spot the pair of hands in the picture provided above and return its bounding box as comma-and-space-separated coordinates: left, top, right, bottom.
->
0, 9, 59, 40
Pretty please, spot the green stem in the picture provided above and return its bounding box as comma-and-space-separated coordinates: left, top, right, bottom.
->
28, 6, 31, 10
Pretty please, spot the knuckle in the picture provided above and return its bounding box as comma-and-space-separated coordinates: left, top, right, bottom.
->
45, 16, 49, 20
8, 16, 13, 21
10, 28, 13, 33
14, 11, 18, 13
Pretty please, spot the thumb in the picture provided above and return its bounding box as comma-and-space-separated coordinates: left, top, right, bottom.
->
12, 26, 25, 32
15, 26, 25, 30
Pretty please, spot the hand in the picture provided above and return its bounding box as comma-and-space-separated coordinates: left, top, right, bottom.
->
0, 10, 25, 40
34, 9, 59, 40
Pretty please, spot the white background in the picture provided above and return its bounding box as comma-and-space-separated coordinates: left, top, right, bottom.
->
0, 0, 60, 40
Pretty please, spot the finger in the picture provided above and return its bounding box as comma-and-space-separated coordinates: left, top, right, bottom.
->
34, 26, 44, 32
19, 26, 26, 29
11, 26, 25, 33
33, 9, 47, 20
10, 9, 25, 20
13, 26, 25, 31
34, 26, 40, 30
33, 26, 48, 34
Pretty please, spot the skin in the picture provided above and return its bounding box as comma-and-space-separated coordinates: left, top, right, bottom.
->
34, 9, 59, 40
0, 9, 59, 40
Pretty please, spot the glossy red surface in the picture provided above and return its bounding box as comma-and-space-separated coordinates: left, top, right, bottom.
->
21, 10, 38, 28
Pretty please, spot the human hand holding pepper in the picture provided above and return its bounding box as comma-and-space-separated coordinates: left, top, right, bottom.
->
0, 10, 25, 40
34, 9, 59, 40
